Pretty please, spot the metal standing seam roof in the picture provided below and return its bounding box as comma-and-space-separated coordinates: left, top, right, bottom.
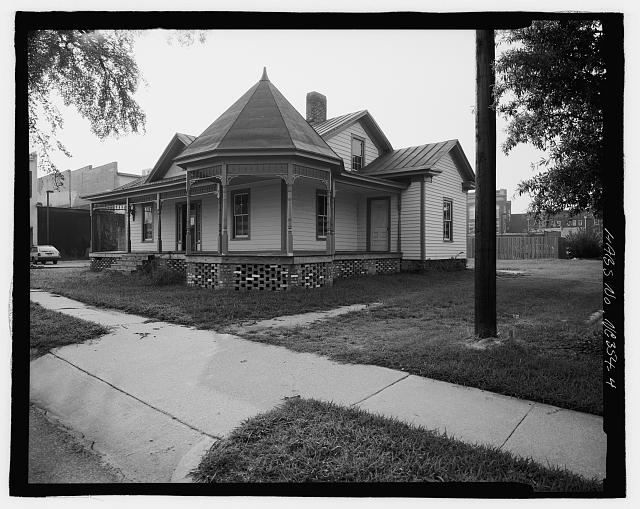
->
361, 140, 467, 177
174, 68, 342, 165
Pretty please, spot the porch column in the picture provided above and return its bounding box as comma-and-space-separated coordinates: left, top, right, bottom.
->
126, 197, 131, 253
286, 167, 294, 256
217, 183, 223, 255
89, 203, 93, 253
221, 165, 229, 255
185, 172, 191, 255
397, 193, 402, 253
326, 176, 334, 255
156, 192, 162, 253
420, 179, 425, 260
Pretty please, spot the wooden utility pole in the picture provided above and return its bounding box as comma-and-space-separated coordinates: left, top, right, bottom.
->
475, 29, 497, 338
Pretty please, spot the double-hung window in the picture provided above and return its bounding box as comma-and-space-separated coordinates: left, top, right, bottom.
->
316, 191, 328, 239
142, 204, 153, 241
443, 199, 453, 242
351, 136, 364, 171
233, 190, 250, 238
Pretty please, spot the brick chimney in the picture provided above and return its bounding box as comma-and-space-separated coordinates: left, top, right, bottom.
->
306, 91, 327, 124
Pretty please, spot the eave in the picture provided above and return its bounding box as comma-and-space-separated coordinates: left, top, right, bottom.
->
364, 167, 442, 180
81, 176, 186, 202
174, 148, 344, 171
336, 172, 408, 192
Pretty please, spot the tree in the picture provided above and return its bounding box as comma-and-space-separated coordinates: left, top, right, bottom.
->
495, 20, 604, 218
28, 30, 146, 183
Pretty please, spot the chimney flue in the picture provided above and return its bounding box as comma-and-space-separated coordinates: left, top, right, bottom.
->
306, 91, 327, 124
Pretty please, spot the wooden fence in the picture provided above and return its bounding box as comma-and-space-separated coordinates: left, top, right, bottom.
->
467, 235, 567, 259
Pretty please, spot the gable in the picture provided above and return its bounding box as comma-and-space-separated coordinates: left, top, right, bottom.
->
145, 133, 195, 183
323, 120, 382, 172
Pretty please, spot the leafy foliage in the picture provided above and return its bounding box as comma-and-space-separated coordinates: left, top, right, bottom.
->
495, 21, 604, 218
139, 258, 185, 286
28, 30, 146, 180
565, 229, 603, 259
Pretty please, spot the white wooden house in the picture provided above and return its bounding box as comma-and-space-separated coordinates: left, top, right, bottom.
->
85, 69, 475, 290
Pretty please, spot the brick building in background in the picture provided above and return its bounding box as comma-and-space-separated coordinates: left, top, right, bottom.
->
34, 161, 141, 258
508, 211, 602, 237
36, 161, 139, 210
466, 188, 511, 235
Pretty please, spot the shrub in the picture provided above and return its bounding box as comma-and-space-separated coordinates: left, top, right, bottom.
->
565, 229, 602, 259
140, 258, 185, 286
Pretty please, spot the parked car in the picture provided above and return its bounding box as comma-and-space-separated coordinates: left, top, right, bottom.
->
30, 245, 61, 264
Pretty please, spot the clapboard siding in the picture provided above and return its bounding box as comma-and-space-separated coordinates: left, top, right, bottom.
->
293, 180, 327, 251
401, 181, 421, 259
161, 199, 176, 250
325, 121, 380, 172
200, 195, 219, 252
130, 202, 156, 252
335, 191, 359, 251
228, 180, 281, 252
424, 153, 467, 259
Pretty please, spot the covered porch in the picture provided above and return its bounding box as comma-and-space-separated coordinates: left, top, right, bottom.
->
87, 162, 405, 289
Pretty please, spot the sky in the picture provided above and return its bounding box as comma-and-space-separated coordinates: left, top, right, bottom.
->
39, 29, 546, 213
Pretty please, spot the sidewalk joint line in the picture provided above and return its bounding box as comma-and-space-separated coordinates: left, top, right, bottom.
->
350, 373, 411, 407
498, 403, 537, 450
48, 351, 221, 441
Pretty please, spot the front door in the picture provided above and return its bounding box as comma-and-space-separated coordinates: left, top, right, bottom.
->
176, 202, 201, 252
369, 198, 390, 252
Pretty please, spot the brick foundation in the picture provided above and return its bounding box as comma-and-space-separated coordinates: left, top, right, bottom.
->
92, 254, 402, 291
157, 256, 187, 276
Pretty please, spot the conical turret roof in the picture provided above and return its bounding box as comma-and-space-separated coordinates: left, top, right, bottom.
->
175, 68, 342, 165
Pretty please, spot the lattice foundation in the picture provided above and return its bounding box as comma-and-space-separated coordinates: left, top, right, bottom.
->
187, 262, 219, 289
333, 259, 368, 279
375, 258, 401, 274
290, 263, 332, 288
90, 256, 120, 272
94, 255, 402, 288
232, 264, 289, 291
159, 257, 187, 276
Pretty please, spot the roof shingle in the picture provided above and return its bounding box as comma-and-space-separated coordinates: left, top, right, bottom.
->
175, 69, 341, 164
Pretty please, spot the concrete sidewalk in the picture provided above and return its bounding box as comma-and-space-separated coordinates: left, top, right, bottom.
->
29, 290, 606, 482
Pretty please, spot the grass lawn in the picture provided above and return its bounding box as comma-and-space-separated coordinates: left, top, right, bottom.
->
30, 259, 602, 414
191, 398, 602, 491
30, 302, 111, 360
